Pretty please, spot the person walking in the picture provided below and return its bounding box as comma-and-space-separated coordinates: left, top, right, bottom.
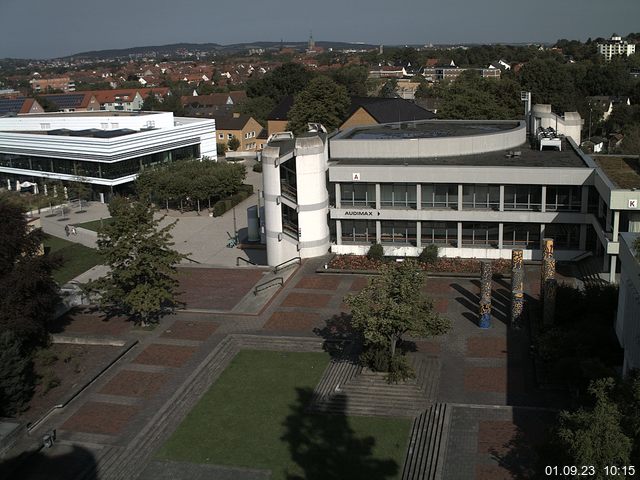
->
71, 226, 77, 236
64, 224, 70, 237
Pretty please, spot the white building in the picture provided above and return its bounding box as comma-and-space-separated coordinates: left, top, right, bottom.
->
0, 111, 216, 198
615, 233, 640, 375
598, 35, 636, 61
262, 106, 640, 282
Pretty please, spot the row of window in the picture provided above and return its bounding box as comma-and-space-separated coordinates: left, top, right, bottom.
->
339, 183, 585, 212
0, 145, 199, 180
217, 131, 257, 140
340, 220, 581, 250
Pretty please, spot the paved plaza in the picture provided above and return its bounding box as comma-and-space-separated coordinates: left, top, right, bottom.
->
3, 254, 567, 480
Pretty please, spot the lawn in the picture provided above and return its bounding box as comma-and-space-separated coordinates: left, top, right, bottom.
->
157, 350, 411, 480
44, 236, 102, 284
75, 217, 114, 232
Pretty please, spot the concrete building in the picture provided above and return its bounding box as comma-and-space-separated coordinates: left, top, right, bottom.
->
0, 111, 216, 198
213, 113, 263, 152
30, 76, 75, 93
262, 106, 640, 280
615, 233, 640, 375
598, 35, 636, 61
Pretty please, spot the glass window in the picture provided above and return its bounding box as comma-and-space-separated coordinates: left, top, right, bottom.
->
504, 185, 542, 211
544, 224, 580, 249
461, 223, 499, 247
380, 221, 417, 245
380, 183, 417, 209
280, 160, 297, 201
546, 186, 582, 211
462, 184, 500, 210
341, 220, 376, 244
340, 183, 375, 208
421, 184, 458, 209
282, 204, 298, 239
421, 222, 457, 246
502, 223, 540, 248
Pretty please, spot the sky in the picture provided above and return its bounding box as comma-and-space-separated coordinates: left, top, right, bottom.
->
0, 0, 639, 59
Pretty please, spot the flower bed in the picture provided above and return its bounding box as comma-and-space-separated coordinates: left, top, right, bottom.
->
328, 254, 511, 275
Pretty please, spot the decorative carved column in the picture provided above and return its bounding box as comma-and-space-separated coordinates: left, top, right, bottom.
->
541, 238, 556, 325
511, 249, 525, 328
479, 260, 492, 329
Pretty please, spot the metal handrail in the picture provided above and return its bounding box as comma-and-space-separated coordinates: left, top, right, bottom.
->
236, 257, 257, 266
254, 277, 283, 295
273, 256, 301, 273
184, 256, 202, 264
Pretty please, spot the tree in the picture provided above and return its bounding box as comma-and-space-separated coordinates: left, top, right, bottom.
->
621, 124, 640, 154
85, 198, 186, 326
518, 59, 578, 112
331, 65, 369, 97
0, 201, 60, 348
69, 176, 91, 211
141, 91, 162, 111
236, 95, 275, 127
379, 79, 398, 98
246, 62, 315, 102
0, 331, 34, 417
345, 260, 451, 361
227, 136, 241, 151
556, 378, 632, 478
286, 76, 350, 134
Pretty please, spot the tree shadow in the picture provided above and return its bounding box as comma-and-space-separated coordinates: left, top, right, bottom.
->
281, 388, 400, 480
0, 444, 98, 480
313, 312, 358, 359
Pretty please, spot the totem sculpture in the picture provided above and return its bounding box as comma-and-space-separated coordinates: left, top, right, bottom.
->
541, 238, 557, 325
511, 249, 525, 328
479, 260, 492, 328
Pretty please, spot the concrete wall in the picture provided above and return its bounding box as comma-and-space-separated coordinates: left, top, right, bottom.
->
616, 233, 640, 374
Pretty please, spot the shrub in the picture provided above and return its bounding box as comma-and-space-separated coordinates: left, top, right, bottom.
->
386, 354, 416, 384
34, 348, 58, 367
253, 162, 263, 172
418, 244, 439, 265
239, 183, 254, 195
360, 343, 390, 372
217, 142, 228, 154
211, 187, 253, 217
40, 371, 61, 396
0, 331, 34, 416
366, 243, 384, 261
228, 137, 241, 151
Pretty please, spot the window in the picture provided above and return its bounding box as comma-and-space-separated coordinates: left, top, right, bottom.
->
227, 133, 233, 140
380, 183, 417, 209
504, 185, 542, 211
341, 220, 376, 244
546, 186, 582, 212
282, 204, 299, 239
219, 133, 224, 139
502, 223, 540, 248
461, 223, 499, 247
40, 123, 50, 130
422, 222, 457, 246
422, 184, 458, 209
380, 221, 417, 245
280, 160, 297, 201
341, 183, 375, 208
544, 224, 580, 250
462, 185, 500, 210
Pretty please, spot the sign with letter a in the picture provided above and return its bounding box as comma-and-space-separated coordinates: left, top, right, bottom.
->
352, 172, 360, 181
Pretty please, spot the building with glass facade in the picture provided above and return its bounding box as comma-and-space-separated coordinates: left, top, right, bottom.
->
0, 111, 216, 197
263, 110, 640, 282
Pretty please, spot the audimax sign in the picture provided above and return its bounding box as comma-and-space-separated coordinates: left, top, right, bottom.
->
344, 210, 381, 216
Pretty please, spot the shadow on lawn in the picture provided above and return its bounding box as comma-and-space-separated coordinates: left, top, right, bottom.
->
281, 388, 399, 480
0, 445, 97, 480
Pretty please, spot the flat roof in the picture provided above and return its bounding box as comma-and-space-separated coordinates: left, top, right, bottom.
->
331, 139, 588, 168
17, 111, 158, 118
341, 120, 520, 140
4, 128, 142, 138
593, 156, 640, 189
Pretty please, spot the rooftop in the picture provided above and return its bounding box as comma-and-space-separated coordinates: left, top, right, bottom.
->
17, 111, 158, 118
593, 156, 640, 189
343, 121, 519, 140
331, 138, 588, 168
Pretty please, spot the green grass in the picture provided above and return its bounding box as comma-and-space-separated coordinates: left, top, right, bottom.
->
75, 217, 114, 232
44, 236, 102, 284
157, 350, 411, 480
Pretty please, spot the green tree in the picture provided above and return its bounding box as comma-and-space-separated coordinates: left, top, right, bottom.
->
379, 79, 398, 98
236, 95, 275, 127
227, 136, 241, 151
0, 331, 34, 417
621, 124, 640, 154
85, 198, 186, 326
345, 260, 451, 361
141, 91, 162, 111
69, 176, 91, 211
556, 378, 632, 478
331, 65, 369, 97
0, 201, 60, 348
286, 76, 350, 134
518, 58, 578, 112
246, 62, 315, 102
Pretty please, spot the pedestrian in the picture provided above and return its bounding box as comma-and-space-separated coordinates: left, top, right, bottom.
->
64, 225, 70, 237
71, 226, 77, 236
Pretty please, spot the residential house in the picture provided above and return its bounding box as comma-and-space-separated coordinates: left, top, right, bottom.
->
213, 113, 263, 151
89, 89, 145, 111
181, 92, 247, 117
30, 76, 75, 93
0, 97, 44, 115
598, 35, 636, 61
38, 92, 100, 112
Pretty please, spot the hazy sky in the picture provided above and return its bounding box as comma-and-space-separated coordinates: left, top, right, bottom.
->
1, 0, 639, 59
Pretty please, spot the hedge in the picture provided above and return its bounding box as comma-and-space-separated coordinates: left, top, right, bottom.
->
212, 188, 252, 217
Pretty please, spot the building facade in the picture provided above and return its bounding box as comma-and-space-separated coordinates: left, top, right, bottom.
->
0, 111, 216, 197
598, 35, 636, 61
262, 107, 640, 281
615, 233, 640, 375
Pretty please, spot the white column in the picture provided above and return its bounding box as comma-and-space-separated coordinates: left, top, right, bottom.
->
457, 184, 463, 211
613, 210, 620, 240
335, 183, 341, 208
416, 221, 421, 248
375, 184, 381, 210
541, 185, 547, 213
498, 223, 504, 249
499, 185, 505, 212
610, 256, 617, 284
457, 222, 463, 248
376, 220, 381, 244
416, 184, 421, 211
336, 220, 342, 245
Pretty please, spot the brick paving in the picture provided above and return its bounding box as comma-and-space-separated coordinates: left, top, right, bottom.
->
133, 344, 198, 368
177, 267, 264, 310
99, 370, 169, 398
161, 320, 219, 341
17, 258, 569, 480
49, 309, 132, 336
60, 402, 139, 435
